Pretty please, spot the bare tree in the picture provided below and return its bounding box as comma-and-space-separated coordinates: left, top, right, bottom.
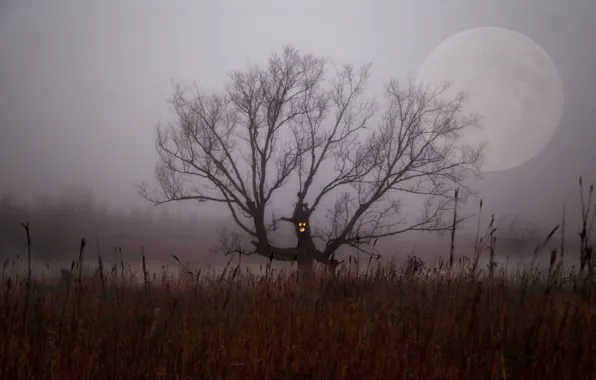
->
138, 46, 484, 278
497, 214, 546, 255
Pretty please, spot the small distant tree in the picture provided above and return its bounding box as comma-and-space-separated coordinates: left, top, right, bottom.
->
139, 45, 484, 278
497, 214, 544, 254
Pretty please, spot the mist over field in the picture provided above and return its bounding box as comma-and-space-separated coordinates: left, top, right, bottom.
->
0, 190, 584, 281
0, 0, 594, 278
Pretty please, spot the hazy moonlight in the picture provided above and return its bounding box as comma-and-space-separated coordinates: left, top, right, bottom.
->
416, 26, 565, 172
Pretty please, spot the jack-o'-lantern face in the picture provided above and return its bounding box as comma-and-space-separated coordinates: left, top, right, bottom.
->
297, 222, 307, 233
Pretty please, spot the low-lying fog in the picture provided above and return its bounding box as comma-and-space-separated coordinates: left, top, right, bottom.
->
0, 190, 585, 281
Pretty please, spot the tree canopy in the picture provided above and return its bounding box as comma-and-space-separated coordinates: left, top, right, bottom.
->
139, 46, 484, 275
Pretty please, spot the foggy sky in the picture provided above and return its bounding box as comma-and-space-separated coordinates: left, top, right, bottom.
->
1, 0, 595, 229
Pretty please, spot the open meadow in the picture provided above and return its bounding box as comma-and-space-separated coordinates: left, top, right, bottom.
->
1, 242, 595, 379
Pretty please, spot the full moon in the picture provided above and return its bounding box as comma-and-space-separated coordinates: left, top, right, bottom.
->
416, 27, 565, 172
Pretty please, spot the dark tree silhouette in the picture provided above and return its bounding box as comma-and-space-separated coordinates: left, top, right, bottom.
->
139, 46, 484, 277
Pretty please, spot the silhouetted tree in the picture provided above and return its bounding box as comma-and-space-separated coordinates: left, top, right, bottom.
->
139, 45, 484, 277
497, 213, 546, 254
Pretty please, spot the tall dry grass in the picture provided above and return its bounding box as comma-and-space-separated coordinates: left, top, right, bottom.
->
0, 179, 595, 379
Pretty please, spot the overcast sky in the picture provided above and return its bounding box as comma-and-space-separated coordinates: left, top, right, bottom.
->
0, 0, 595, 228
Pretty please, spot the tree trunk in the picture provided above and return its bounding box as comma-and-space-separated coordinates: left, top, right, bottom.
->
297, 255, 314, 281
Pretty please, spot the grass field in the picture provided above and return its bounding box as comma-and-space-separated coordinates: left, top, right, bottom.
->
1, 249, 595, 380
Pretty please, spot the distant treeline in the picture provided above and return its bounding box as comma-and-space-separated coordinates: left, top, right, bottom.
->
0, 190, 229, 263
0, 190, 567, 265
